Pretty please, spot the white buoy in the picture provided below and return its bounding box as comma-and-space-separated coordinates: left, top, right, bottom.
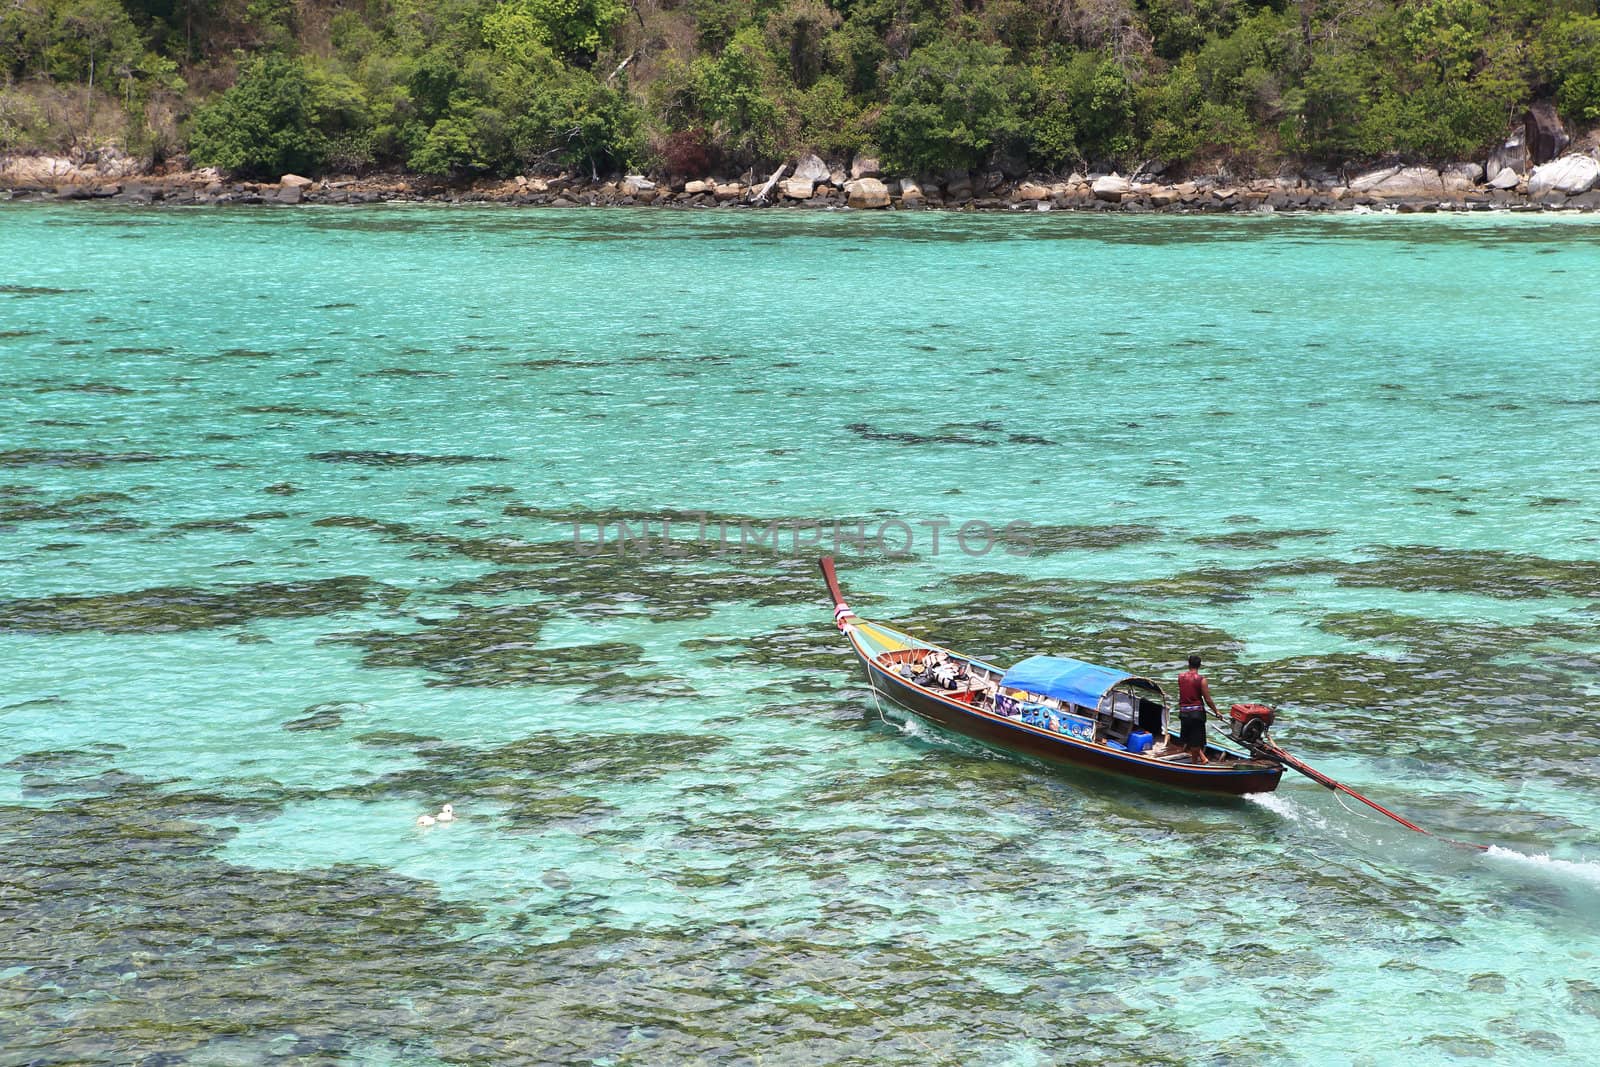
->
436, 803, 455, 823
416, 813, 436, 827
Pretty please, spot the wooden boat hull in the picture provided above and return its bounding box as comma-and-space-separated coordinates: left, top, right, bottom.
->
852, 641, 1282, 794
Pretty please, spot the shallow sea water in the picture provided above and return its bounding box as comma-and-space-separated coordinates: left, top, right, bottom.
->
2, 203, 1599, 1064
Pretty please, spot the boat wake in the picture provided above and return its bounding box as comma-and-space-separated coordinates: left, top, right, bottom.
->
1244, 790, 1349, 841
1247, 791, 1337, 835
1484, 846, 1600, 887
1252, 794, 1600, 887
879, 708, 1018, 767
895, 715, 931, 741
1244, 791, 1303, 822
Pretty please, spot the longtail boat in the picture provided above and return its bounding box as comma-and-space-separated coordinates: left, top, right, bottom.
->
818, 558, 1507, 845
819, 557, 1285, 795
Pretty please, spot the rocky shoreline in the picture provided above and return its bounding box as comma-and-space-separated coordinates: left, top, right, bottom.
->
5, 147, 1600, 215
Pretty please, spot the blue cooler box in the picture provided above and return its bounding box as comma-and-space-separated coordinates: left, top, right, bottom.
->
1127, 731, 1154, 754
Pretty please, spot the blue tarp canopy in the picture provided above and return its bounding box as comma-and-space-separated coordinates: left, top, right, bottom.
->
1000, 655, 1145, 710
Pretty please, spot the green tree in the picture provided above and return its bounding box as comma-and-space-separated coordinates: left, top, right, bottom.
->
1299, 45, 1389, 158
1143, 0, 1238, 61
404, 42, 641, 177
796, 74, 864, 156
1541, 14, 1600, 123
828, 14, 889, 97
1079, 54, 1137, 164
482, 0, 626, 64
410, 114, 481, 175
1027, 62, 1083, 169
1193, 11, 1301, 123
877, 36, 1026, 173
188, 55, 366, 176
765, 0, 840, 89
520, 70, 642, 175
1023, 50, 1138, 169
684, 24, 785, 164
51, 0, 143, 96
1, 1, 55, 80
1137, 54, 1205, 164
4, 0, 1594, 184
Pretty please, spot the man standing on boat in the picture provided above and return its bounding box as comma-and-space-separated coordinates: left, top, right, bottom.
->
1176, 654, 1218, 764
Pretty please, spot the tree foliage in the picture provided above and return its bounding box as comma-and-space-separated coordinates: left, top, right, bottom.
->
7, 0, 1600, 178
187, 55, 352, 176
1541, 13, 1600, 123
483, 0, 627, 65
879, 37, 1026, 174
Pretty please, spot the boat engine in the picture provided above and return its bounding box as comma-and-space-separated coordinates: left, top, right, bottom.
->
1228, 703, 1275, 747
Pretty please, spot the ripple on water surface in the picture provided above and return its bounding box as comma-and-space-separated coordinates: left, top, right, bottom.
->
2, 206, 1599, 1063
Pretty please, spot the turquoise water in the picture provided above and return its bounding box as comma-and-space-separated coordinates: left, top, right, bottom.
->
3, 203, 1599, 1064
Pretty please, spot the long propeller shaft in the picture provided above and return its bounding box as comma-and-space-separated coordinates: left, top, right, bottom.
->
1255, 739, 1487, 851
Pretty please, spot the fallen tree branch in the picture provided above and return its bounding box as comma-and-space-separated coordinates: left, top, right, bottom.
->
748, 164, 787, 205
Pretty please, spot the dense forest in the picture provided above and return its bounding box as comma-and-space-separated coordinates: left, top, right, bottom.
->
2, 0, 1599, 180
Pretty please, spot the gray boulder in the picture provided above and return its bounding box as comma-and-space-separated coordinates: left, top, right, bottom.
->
1441, 163, 1481, 195
943, 171, 974, 200
89, 147, 140, 178
850, 156, 881, 179
1487, 167, 1520, 190
1348, 165, 1444, 198
1348, 165, 1399, 191
1091, 173, 1131, 202
792, 154, 830, 184
1525, 103, 1569, 165
3, 154, 75, 186
845, 178, 891, 209
1526, 155, 1600, 198
1487, 133, 1529, 178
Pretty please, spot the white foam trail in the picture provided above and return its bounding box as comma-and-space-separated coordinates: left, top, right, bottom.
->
1245, 792, 1302, 822
1484, 846, 1600, 887
888, 713, 1012, 764
1245, 790, 1340, 836
897, 716, 929, 740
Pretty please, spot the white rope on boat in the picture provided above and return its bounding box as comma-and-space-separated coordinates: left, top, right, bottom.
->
866, 668, 893, 727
